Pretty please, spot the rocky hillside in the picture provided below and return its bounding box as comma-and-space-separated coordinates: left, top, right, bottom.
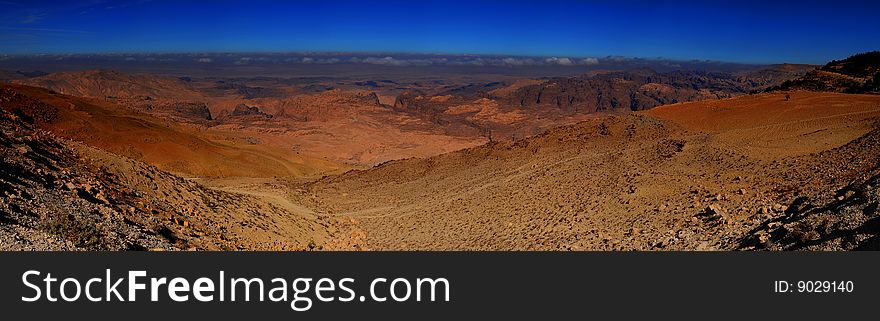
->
0, 108, 338, 250
821, 51, 880, 79
769, 51, 880, 93
288, 92, 880, 250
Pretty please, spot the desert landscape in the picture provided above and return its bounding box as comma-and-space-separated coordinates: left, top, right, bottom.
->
1, 49, 878, 251
1, 1, 878, 252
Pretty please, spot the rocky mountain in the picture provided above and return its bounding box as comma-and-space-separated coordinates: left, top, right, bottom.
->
13, 69, 200, 100
769, 51, 880, 93
389, 65, 812, 141
821, 51, 880, 78
12, 69, 216, 124
492, 66, 813, 113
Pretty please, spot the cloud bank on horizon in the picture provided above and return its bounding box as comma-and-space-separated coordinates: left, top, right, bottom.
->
0, 52, 737, 69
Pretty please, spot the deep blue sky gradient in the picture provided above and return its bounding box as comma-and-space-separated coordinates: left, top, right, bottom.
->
1, 0, 878, 63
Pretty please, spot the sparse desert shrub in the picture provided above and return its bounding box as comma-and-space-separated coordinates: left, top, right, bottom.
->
598, 122, 611, 135
40, 213, 104, 250
480, 126, 494, 143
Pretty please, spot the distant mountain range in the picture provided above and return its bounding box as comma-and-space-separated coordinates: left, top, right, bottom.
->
491, 65, 814, 113
0, 52, 802, 79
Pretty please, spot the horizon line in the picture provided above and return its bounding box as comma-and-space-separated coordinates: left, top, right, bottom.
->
0, 50, 830, 66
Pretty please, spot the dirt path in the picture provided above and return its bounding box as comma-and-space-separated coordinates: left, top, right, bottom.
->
229, 188, 320, 219
193, 178, 320, 219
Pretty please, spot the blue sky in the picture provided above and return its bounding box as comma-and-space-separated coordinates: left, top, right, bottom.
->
1, 0, 878, 64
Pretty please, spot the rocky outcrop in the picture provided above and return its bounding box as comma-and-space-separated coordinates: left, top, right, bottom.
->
231, 104, 272, 119
353, 91, 381, 106
158, 101, 213, 122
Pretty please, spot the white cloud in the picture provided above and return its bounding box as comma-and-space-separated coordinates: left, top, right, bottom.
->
502, 57, 521, 65
234, 57, 253, 65
362, 56, 409, 66
196, 58, 212, 63
500, 58, 538, 66
545, 57, 574, 66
